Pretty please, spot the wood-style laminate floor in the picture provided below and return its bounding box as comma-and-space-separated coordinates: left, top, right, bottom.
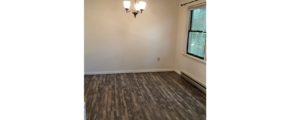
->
85, 72, 206, 120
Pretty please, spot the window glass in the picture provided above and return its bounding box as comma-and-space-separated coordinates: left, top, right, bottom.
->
187, 6, 206, 59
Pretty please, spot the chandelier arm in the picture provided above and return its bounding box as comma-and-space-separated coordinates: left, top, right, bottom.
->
125, 9, 131, 13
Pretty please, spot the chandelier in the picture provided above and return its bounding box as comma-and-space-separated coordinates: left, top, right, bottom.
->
123, 0, 147, 18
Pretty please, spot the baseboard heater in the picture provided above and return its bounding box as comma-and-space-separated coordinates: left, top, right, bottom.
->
180, 72, 206, 93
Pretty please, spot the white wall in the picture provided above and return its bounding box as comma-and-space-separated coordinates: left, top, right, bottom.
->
174, 0, 206, 86
85, 0, 179, 74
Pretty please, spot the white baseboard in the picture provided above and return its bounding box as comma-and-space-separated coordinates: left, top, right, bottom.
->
175, 69, 206, 87
85, 69, 174, 75
174, 69, 181, 74
180, 72, 206, 93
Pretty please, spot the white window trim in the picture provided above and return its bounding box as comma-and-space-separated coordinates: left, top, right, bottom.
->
183, 53, 206, 64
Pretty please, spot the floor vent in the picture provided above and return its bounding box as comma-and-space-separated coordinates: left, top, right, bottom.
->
180, 72, 206, 94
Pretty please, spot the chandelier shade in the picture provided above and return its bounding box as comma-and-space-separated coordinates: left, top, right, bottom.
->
123, 0, 131, 9
138, 1, 147, 10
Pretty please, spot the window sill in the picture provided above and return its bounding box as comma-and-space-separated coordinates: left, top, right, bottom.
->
183, 53, 206, 64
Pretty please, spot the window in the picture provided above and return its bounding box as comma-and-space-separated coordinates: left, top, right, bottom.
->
187, 5, 206, 60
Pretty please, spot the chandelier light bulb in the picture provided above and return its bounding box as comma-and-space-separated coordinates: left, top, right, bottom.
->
134, 3, 141, 11
138, 1, 147, 10
123, 0, 131, 9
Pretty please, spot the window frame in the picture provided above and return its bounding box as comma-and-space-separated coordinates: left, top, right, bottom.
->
186, 5, 206, 61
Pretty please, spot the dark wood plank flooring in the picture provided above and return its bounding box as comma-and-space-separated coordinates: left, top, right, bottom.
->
85, 72, 206, 120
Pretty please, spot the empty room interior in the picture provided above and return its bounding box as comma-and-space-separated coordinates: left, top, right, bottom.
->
85, 0, 206, 119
